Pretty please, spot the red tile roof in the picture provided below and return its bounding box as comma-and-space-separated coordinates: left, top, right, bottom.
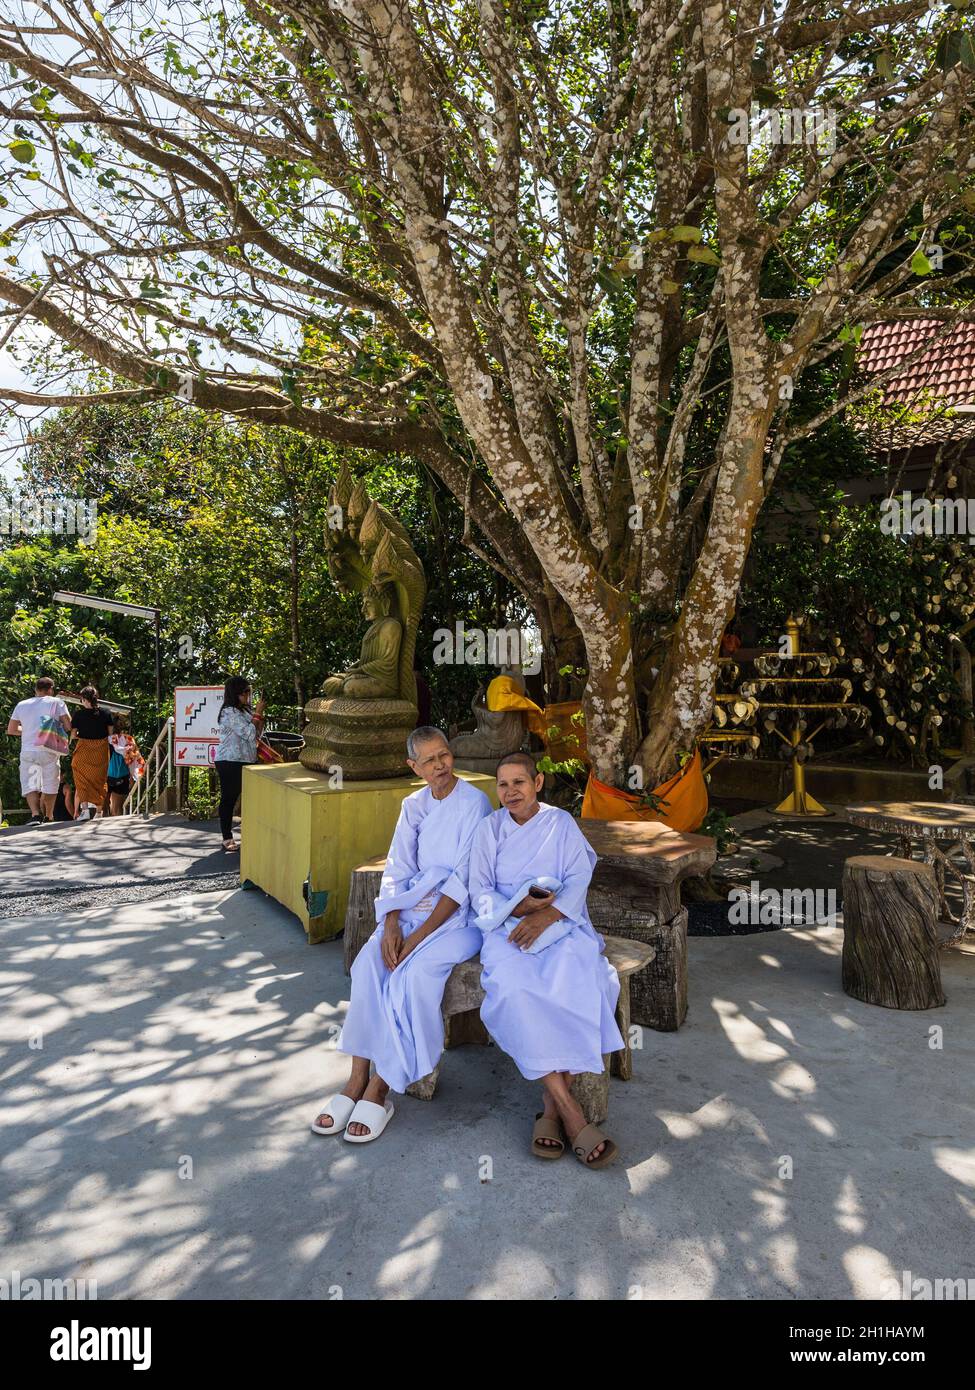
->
857, 317, 975, 445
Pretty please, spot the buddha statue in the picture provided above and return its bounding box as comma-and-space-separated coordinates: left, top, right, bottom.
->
449, 661, 533, 774
300, 466, 426, 780
322, 586, 402, 700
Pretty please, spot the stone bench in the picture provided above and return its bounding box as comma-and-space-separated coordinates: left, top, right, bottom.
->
402, 934, 653, 1125
579, 819, 716, 1031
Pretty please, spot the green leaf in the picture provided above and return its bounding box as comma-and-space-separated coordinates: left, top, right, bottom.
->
8, 139, 35, 163
596, 266, 627, 296
670, 225, 703, 243
910, 248, 933, 275
874, 49, 894, 81
660, 279, 680, 294
687, 244, 720, 265
932, 28, 974, 71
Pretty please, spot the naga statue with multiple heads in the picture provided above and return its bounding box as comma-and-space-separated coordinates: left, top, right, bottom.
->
300, 465, 426, 779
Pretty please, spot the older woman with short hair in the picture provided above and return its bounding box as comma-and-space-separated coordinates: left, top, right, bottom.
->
311, 727, 492, 1143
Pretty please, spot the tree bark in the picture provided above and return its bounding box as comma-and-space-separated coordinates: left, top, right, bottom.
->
842, 856, 945, 1010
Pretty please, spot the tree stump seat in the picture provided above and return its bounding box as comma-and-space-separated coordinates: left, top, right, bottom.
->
401, 933, 653, 1125
842, 855, 945, 1010
343, 857, 387, 974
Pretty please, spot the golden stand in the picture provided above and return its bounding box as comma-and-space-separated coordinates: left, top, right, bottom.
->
772, 725, 829, 816
705, 616, 869, 819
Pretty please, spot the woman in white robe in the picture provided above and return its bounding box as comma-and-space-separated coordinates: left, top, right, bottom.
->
469, 753, 623, 1167
311, 729, 491, 1142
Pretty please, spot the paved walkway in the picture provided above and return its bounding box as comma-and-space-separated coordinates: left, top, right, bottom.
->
1, 883, 973, 1299
0, 816, 236, 917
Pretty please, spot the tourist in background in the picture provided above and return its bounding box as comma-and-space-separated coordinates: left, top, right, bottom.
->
70, 686, 113, 822
53, 777, 75, 822
6, 676, 72, 824
214, 676, 265, 853
107, 714, 145, 815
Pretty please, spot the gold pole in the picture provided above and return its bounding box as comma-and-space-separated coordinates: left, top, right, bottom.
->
772, 617, 830, 816
773, 724, 829, 816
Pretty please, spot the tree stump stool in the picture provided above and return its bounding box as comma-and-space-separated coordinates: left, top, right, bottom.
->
842, 856, 945, 1010
343, 857, 386, 974
406, 933, 654, 1127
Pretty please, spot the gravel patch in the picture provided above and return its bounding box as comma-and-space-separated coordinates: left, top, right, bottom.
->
0, 870, 241, 919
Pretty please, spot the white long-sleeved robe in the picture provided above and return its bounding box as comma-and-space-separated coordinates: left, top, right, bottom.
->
469, 802, 624, 1080
337, 776, 492, 1091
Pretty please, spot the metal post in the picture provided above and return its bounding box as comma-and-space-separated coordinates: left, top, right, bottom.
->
154, 610, 162, 731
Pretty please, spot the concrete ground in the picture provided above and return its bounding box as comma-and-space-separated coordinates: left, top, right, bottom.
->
0, 816, 236, 917
2, 877, 973, 1300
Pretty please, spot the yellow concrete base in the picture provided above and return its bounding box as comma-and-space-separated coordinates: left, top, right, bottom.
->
240, 763, 498, 943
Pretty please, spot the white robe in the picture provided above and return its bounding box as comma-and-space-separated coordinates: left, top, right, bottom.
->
337, 776, 492, 1092
469, 802, 624, 1080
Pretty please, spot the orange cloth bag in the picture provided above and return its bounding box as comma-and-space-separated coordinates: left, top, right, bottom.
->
581, 748, 709, 832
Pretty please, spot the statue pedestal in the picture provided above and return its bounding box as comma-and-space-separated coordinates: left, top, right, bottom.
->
240, 763, 498, 943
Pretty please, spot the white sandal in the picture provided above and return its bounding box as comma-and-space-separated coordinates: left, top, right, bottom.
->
310, 1094, 358, 1135
343, 1098, 395, 1144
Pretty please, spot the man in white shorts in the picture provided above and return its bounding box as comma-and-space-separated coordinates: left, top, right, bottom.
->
7, 677, 72, 824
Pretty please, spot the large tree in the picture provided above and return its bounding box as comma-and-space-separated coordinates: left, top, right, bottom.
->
0, 0, 972, 783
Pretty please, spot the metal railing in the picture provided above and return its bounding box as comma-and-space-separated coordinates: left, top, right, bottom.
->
124, 716, 175, 817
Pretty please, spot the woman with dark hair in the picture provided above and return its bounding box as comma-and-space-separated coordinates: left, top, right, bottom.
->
107, 713, 146, 815
70, 686, 113, 821
213, 676, 266, 852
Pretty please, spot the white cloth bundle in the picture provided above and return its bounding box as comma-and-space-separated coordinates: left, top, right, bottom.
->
472, 875, 575, 953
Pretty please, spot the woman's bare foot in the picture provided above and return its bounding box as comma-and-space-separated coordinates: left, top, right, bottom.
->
535, 1090, 562, 1149
554, 1092, 607, 1163
346, 1073, 390, 1137
314, 1061, 370, 1130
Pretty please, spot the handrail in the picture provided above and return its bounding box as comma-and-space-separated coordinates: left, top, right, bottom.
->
124, 717, 175, 816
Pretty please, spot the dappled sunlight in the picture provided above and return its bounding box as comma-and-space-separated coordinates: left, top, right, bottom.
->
711, 997, 791, 1063
769, 1060, 816, 1097
835, 1175, 867, 1236
932, 1146, 975, 1186
1, 878, 973, 1299
842, 1245, 901, 1300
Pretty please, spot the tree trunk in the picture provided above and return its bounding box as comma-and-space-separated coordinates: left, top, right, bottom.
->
636, 394, 775, 782
842, 856, 944, 1010
288, 523, 305, 713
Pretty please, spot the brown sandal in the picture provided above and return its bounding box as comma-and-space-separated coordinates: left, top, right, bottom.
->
569, 1122, 619, 1169
531, 1112, 565, 1160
